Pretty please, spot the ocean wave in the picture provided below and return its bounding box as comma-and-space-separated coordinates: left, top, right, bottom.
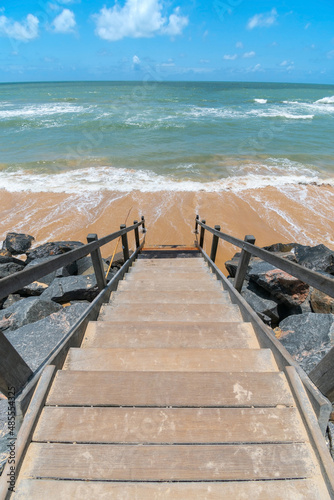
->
0, 103, 88, 120
314, 96, 334, 104
254, 99, 267, 104
247, 109, 314, 120
0, 165, 332, 194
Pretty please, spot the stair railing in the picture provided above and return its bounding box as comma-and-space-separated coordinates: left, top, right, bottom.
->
0, 218, 146, 417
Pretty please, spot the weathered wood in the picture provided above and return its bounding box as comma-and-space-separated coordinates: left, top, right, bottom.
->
0, 330, 33, 396
82, 321, 260, 349
12, 479, 332, 500
120, 224, 130, 262
118, 278, 222, 291
46, 371, 294, 407
19, 442, 314, 481
33, 406, 306, 444
285, 366, 334, 497
199, 219, 206, 248
309, 346, 334, 401
86, 233, 107, 291
133, 220, 140, 248
111, 290, 230, 304
234, 234, 256, 292
198, 245, 332, 435
63, 347, 277, 372
196, 220, 334, 298
99, 302, 243, 323
0, 366, 55, 500
210, 225, 220, 263
194, 214, 199, 234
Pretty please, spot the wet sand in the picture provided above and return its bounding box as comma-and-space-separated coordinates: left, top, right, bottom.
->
1, 185, 333, 274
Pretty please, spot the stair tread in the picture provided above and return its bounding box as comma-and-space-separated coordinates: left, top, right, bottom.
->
110, 290, 231, 304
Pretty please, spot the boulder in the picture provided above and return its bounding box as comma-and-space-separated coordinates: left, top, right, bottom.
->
40, 275, 98, 303
276, 313, 334, 373
2, 294, 23, 309
2, 232, 34, 255
0, 255, 26, 266
295, 244, 334, 275
26, 241, 83, 263
25, 257, 77, 285
249, 261, 310, 307
76, 256, 93, 275
0, 297, 62, 331
0, 261, 25, 279
4, 303, 89, 372
310, 289, 334, 314
241, 282, 280, 326
18, 281, 48, 297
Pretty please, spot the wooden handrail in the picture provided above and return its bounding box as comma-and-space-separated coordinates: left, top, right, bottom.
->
196, 217, 334, 298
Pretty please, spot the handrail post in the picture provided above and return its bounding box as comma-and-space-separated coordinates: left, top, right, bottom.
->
120, 224, 130, 261
199, 219, 206, 248
210, 225, 220, 263
141, 216, 146, 232
234, 234, 256, 293
134, 220, 140, 248
194, 215, 199, 234
0, 330, 33, 396
87, 233, 107, 291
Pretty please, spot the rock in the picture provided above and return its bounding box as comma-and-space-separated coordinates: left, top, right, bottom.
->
4, 303, 89, 372
2, 232, 34, 255
18, 281, 48, 297
105, 251, 124, 269
26, 241, 83, 263
310, 289, 334, 314
2, 294, 23, 309
241, 282, 280, 326
225, 256, 240, 277
0, 255, 26, 266
25, 257, 77, 286
40, 275, 98, 303
276, 313, 334, 373
295, 244, 334, 275
249, 262, 310, 307
0, 297, 62, 331
328, 422, 334, 460
0, 262, 25, 279
76, 256, 93, 275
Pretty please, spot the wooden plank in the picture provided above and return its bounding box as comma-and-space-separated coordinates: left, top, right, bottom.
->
99, 303, 243, 323
12, 479, 332, 500
0, 366, 55, 500
82, 321, 260, 349
309, 346, 334, 401
19, 442, 315, 481
33, 406, 307, 444
117, 279, 222, 291
46, 371, 294, 407
125, 272, 216, 281
63, 347, 277, 372
0, 330, 32, 396
129, 267, 210, 274
110, 290, 230, 304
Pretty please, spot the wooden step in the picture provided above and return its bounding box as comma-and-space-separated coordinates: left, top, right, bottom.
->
129, 266, 210, 274
110, 290, 230, 305
132, 259, 207, 268
18, 442, 315, 481
125, 272, 216, 281
46, 371, 294, 407
13, 478, 332, 500
99, 303, 243, 322
34, 406, 307, 444
82, 321, 260, 349
63, 347, 278, 372
117, 279, 223, 292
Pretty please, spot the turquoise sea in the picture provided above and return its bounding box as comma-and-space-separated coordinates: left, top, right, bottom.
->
0, 81, 334, 193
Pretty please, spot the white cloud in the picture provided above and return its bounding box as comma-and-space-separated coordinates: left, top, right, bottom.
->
93, 0, 188, 41
236, 41, 243, 49
0, 13, 39, 41
223, 54, 237, 60
133, 55, 141, 64
243, 51, 255, 58
280, 60, 288, 66
52, 9, 76, 33
247, 8, 277, 29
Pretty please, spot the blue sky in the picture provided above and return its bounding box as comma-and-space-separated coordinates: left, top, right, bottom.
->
0, 0, 333, 83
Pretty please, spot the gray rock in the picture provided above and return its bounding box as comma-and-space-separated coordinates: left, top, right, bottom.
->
0, 297, 62, 331
295, 244, 334, 275
4, 303, 89, 372
277, 313, 334, 373
311, 288, 334, 314
2, 294, 23, 309
2, 232, 34, 255
40, 275, 98, 303
241, 282, 280, 326
25, 257, 77, 285
328, 422, 334, 460
76, 256, 93, 275
0, 255, 26, 266
26, 241, 83, 263
0, 262, 25, 279
18, 281, 48, 297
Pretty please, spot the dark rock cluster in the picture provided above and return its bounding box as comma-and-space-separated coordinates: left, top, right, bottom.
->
225, 242, 334, 375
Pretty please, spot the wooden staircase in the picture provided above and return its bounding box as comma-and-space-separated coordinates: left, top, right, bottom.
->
11, 251, 333, 498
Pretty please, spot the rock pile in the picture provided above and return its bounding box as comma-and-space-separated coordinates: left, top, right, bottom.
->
225, 242, 334, 375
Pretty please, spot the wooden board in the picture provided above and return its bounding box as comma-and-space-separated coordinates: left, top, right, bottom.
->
82, 321, 260, 349
99, 303, 243, 323
111, 290, 230, 304
19, 442, 315, 481
33, 406, 307, 444
130, 266, 210, 274
46, 371, 294, 407
133, 258, 206, 267
13, 479, 331, 500
117, 279, 223, 292
63, 347, 277, 372
125, 272, 217, 281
